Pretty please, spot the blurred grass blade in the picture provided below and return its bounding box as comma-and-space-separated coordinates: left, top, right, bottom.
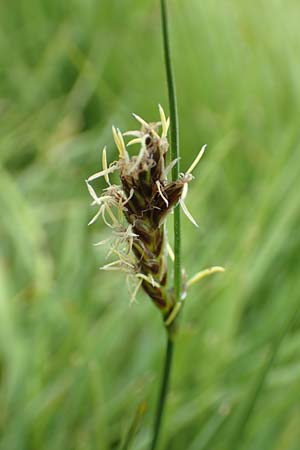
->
227, 303, 300, 449
119, 402, 147, 450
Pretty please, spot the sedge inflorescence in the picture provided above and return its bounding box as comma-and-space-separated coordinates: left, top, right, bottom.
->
86, 105, 212, 317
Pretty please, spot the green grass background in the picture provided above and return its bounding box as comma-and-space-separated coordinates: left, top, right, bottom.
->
1, 0, 300, 449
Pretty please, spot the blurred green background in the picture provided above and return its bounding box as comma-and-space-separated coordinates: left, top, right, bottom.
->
1, 0, 300, 449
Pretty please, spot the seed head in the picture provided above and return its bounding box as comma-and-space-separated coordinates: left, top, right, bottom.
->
86, 106, 207, 313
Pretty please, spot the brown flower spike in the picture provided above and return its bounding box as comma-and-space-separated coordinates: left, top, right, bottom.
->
86, 106, 223, 319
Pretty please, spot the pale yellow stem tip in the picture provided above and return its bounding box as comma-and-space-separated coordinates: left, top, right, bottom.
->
187, 266, 225, 288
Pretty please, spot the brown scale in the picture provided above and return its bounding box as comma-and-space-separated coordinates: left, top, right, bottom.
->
118, 133, 181, 312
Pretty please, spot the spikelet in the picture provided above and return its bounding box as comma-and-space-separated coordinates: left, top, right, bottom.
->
86, 106, 218, 316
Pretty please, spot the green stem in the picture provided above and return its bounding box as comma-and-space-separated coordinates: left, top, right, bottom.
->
149, 2, 180, 449
161, 0, 181, 302
150, 336, 174, 450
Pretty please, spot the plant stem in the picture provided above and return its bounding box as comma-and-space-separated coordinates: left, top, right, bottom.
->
160, 0, 181, 302
150, 336, 174, 450
149, 2, 180, 449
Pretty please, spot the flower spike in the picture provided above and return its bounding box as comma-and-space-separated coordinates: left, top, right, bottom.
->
86, 107, 222, 311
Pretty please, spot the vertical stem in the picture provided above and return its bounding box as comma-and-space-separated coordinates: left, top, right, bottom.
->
161, 0, 181, 302
150, 337, 174, 450
149, 2, 180, 449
